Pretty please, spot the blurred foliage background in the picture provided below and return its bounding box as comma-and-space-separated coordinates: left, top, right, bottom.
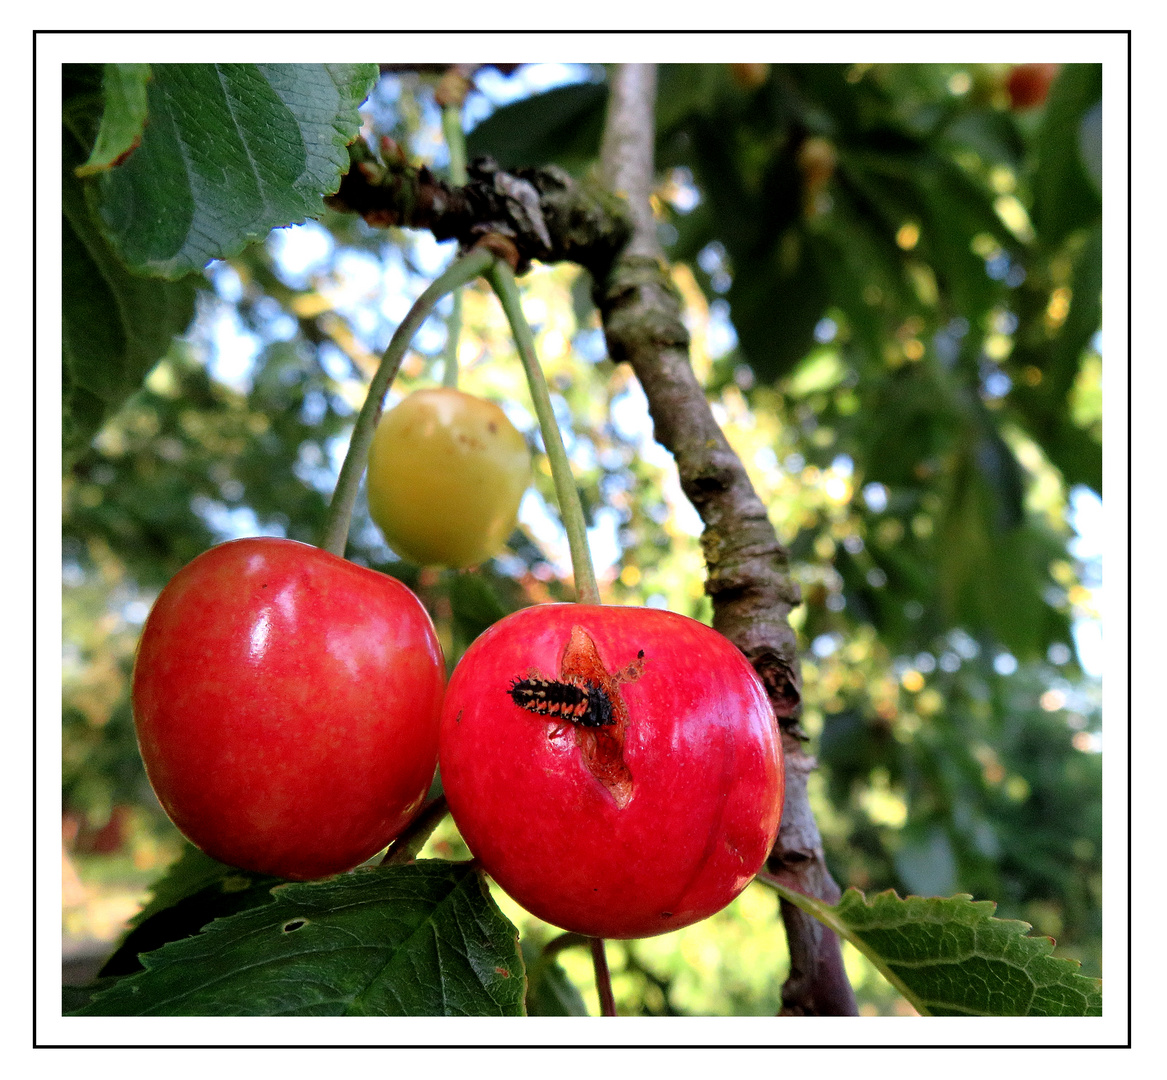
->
61, 61, 1103, 1015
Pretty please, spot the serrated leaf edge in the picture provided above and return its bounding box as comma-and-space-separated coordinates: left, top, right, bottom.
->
760, 878, 1101, 1017
97, 63, 379, 280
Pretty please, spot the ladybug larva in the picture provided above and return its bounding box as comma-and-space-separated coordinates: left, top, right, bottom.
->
507, 675, 615, 728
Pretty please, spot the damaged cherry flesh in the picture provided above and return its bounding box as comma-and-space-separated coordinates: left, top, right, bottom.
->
438, 603, 785, 939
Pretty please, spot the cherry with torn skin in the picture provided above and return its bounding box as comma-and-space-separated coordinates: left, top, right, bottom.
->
438, 603, 784, 939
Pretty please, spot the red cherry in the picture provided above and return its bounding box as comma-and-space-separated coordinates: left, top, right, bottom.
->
132, 537, 446, 880
439, 603, 784, 939
1007, 64, 1060, 111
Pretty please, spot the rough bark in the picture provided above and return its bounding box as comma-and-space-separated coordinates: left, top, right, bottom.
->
326, 139, 630, 278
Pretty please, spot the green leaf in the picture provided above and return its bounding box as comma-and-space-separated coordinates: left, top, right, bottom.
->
730, 231, 831, 382
1029, 65, 1102, 248
893, 825, 957, 898
836, 889, 1102, 1016
934, 436, 1068, 660
914, 156, 1010, 318
1007, 224, 1102, 494
70, 861, 525, 1016
1078, 102, 1102, 193
769, 883, 1101, 1016
62, 123, 200, 465
465, 80, 607, 171
100, 844, 282, 978
656, 64, 732, 132
521, 938, 589, 1016
938, 107, 1026, 169
448, 570, 511, 644
94, 63, 378, 278
128, 843, 263, 928
75, 64, 151, 176
63, 977, 121, 1015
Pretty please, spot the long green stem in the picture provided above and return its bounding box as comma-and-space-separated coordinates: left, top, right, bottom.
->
442, 103, 468, 185
441, 103, 468, 389
442, 291, 464, 389
321, 246, 497, 556
487, 262, 601, 605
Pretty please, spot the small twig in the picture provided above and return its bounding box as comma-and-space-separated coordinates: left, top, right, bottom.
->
380, 794, 450, 866
542, 931, 591, 959
327, 140, 631, 278
590, 937, 617, 1017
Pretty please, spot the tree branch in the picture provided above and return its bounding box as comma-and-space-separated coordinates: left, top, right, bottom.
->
326, 139, 630, 277
594, 63, 856, 1017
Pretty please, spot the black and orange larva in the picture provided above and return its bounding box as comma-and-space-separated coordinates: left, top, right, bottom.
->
507, 675, 615, 728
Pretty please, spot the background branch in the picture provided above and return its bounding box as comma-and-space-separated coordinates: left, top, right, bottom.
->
594, 62, 857, 1017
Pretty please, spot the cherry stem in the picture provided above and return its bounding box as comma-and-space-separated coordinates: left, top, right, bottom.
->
543, 931, 591, 959
321, 246, 497, 557
487, 261, 601, 605
440, 103, 468, 390
590, 937, 617, 1016
442, 290, 464, 389
380, 793, 450, 866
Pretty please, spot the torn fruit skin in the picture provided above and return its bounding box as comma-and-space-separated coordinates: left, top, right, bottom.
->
438, 603, 784, 939
509, 624, 642, 807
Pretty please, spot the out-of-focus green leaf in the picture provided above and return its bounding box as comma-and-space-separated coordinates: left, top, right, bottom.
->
914, 156, 1010, 318
465, 80, 607, 171
971, 407, 1026, 533
1029, 64, 1102, 248
935, 436, 1071, 659
1045, 224, 1103, 403
656, 64, 732, 131
71, 861, 525, 1016
1078, 102, 1102, 192
818, 709, 900, 808
94, 63, 378, 278
446, 567, 530, 665
448, 570, 510, 642
893, 825, 957, 898
75, 64, 151, 177
1008, 224, 1102, 493
729, 234, 831, 382
938, 107, 1025, 168
63, 977, 121, 1015
521, 938, 589, 1016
